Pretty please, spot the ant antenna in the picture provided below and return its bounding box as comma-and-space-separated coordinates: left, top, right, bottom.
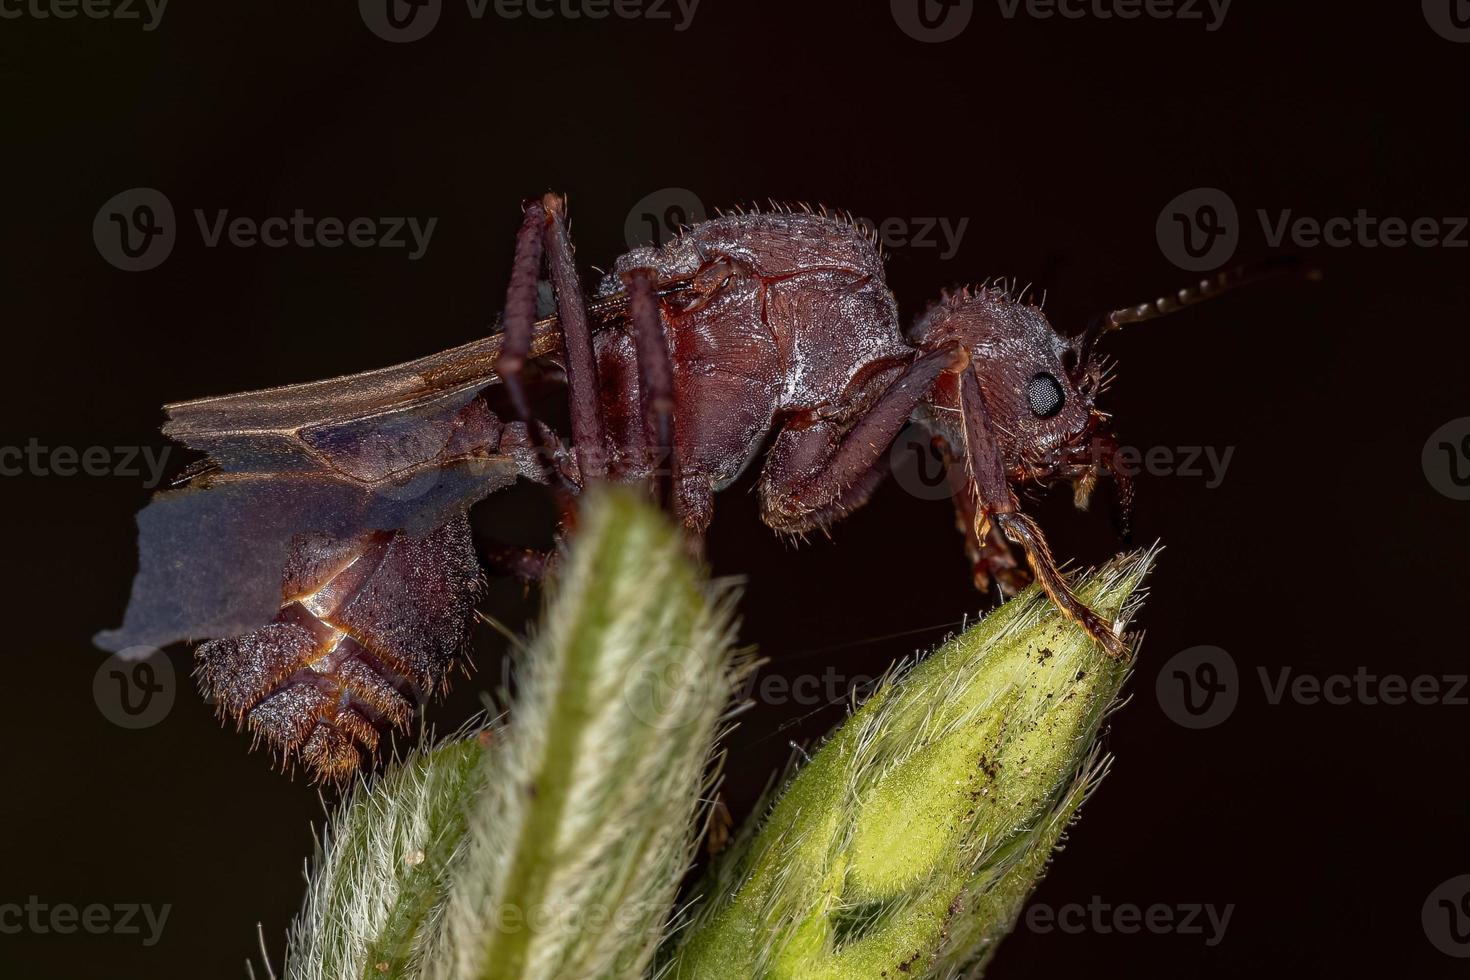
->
1076, 256, 1319, 362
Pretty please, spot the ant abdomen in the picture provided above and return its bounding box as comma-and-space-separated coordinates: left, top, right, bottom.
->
194, 517, 481, 781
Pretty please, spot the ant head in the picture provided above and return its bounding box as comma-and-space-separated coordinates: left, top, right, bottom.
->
912, 284, 1101, 468
911, 261, 1312, 475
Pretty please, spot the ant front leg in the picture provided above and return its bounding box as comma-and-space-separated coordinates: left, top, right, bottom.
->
956, 371, 1127, 658
622, 266, 679, 511
944, 448, 1031, 598
759, 346, 965, 534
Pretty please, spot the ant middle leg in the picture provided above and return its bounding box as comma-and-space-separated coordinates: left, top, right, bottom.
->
619, 265, 719, 539
622, 266, 678, 511
541, 192, 609, 483
759, 346, 963, 533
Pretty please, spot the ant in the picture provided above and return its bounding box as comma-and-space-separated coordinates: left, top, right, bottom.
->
98, 192, 1299, 779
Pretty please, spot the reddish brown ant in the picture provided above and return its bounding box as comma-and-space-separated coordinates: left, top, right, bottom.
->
97, 192, 1293, 780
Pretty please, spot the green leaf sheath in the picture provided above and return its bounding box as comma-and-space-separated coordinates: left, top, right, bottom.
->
284, 734, 489, 980
426, 487, 742, 980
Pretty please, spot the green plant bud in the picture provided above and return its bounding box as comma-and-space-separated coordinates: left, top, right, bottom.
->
668, 549, 1156, 980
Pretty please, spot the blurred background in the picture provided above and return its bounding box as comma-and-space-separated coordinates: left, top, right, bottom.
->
3, 2, 1468, 976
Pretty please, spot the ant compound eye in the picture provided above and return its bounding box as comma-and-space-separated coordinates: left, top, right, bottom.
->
1026, 372, 1065, 419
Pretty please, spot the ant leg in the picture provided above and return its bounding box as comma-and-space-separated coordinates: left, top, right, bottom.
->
480, 540, 552, 583
495, 199, 545, 424
941, 435, 1030, 597
991, 511, 1125, 658
490, 199, 586, 530
541, 192, 609, 482
957, 371, 1127, 658
623, 266, 677, 509
759, 346, 962, 533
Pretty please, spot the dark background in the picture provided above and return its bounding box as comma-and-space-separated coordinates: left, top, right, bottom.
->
4, 2, 1467, 977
